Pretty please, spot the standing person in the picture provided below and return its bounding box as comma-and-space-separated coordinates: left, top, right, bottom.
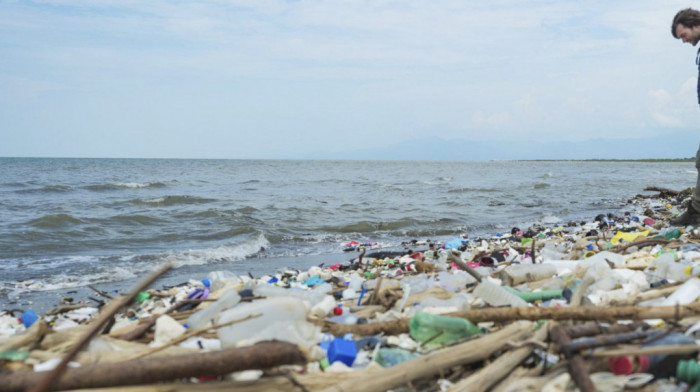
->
670, 8, 700, 225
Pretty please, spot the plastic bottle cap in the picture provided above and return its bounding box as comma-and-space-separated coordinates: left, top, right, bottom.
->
608, 355, 649, 375
201, 279, 211, 288
333, 307, 343, 316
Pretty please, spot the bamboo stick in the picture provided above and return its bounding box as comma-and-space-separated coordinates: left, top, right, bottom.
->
448, 323, 549, 392
0, 341, 305, 392
29, 262, 173, 392
551, 324, 595, 392
322, 302, 700, 336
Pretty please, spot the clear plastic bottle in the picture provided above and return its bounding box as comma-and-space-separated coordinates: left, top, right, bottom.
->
473, 281, 528, 307
206, 270, 243, 291
375, 347, 419, 367
187, 289, 241, 330
217, 297, 319, 348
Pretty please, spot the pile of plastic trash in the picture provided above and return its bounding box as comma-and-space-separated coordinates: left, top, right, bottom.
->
5, 191, 700, 392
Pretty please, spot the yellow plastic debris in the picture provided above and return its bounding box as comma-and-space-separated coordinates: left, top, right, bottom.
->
610, 230, 650, 245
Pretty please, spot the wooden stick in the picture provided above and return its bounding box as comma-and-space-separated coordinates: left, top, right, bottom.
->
127, 313, 261, 360
551, 324, 595, 392
0, 341, 305, 392
29, 262, 172, 392
318, 322, 535, 392
321, 302, 700, 336
117, 298, 211, 341
565, 321, 648, 339
610, 239, 670, 254
588, 344, 700, 357
448, 253, 482, 282
448, 323, 549, 392
88, 284, 114, 300
610, 284, 681, 306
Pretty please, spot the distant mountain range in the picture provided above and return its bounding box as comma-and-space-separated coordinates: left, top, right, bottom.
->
305, 131, 698, 161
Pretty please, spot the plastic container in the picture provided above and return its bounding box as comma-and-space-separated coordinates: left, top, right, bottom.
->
408, 311, 483, 347
20, 310, 38, 328
505, 264, 557, 284
187, 289, 241, 330
327, 338, 357, 366
473, 281, 528, 307
374, 347, 419, 367
217, 297, 319, 348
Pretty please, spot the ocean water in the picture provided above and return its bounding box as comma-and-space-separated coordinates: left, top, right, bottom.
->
0, 157, 696, 306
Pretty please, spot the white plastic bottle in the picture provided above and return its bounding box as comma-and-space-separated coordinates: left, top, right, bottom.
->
505, 264, 557, 284
217, 297, 319, 348
654, 253, 695, 282
207, 270, 242, 291
187, 289, 241, 330
473, 281, 528, 307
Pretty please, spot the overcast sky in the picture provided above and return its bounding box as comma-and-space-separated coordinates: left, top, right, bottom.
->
2, 1, 700, 159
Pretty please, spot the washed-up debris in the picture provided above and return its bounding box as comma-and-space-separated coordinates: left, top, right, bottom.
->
6, 191, 700, 391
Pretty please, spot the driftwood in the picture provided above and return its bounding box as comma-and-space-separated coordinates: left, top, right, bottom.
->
611, 238, 671, 254
550, 324, 595, 392
589, 344, 700, 358
318, 322, 535, 392
448, 323, 549, 391
0, 341, 305, 392
610, 284, 681, 306
323, 302, 700, 336
565, 321, 648, 339
29, 262, 173, 392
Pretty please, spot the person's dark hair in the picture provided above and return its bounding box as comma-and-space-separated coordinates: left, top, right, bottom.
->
672, 8, 700, 38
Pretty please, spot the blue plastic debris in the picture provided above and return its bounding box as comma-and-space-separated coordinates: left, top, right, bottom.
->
303, 275, 324, 286
327, 337, 357, 367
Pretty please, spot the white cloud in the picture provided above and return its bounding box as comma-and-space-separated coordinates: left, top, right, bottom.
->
2, 0, 700, 158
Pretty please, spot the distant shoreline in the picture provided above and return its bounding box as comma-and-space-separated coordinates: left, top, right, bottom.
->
523, 158, 694, 163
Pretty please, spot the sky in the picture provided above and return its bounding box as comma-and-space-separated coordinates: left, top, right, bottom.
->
2, 0, 700, 159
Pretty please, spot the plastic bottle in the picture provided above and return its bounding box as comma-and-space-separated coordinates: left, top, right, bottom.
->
502, 287, 564, 303
654, 253, 695, 283
413, 292, 472, 313
652, 278, 700, 306
207, 270, 242, 291
408, 311, 483, 347
254, 282, 330, 306
217, 297, 319, 349
505, 264, 557, 284
473, 281, 528, 307
374, 347, 419, 367
187, 289, 241, 330
311, 295, 337, 317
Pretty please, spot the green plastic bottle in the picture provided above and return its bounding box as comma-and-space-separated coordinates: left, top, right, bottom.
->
409, 311, 483, 347
502, 286, 564, 303
665, 229, 681, 240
